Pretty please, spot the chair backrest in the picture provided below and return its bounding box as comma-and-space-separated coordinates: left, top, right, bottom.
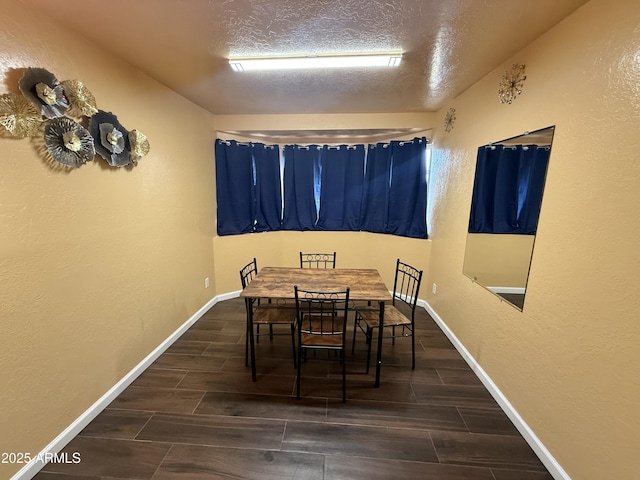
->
299, 251, 337, 269
294, 286, 350, 347
392, 259, 423, 315
239, 258, 258, 289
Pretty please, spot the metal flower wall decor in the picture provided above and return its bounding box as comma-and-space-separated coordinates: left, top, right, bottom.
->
498, 64, 527, 104
444, 107, 456, 132
44, 117, 95, 168
19, 67, 69, 119
0, 93, 41, 138
1, 67, 150, 169
90, 110, 131, 167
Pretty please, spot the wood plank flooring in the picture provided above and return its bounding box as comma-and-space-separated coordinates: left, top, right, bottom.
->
34, 298, 553, 480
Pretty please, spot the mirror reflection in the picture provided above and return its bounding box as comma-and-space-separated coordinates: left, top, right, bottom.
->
462, 126, 554, 310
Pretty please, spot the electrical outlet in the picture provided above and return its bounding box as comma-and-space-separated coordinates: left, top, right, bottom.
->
204, 277, 210, 288
432, 283, 437, 295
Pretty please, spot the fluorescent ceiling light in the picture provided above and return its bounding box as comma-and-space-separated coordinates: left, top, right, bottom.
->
229, 53, 402, 72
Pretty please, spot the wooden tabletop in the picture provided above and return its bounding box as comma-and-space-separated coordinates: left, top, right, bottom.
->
240, 267, 391, 302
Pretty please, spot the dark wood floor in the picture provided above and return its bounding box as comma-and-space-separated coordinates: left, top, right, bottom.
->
35, 298, 553, 480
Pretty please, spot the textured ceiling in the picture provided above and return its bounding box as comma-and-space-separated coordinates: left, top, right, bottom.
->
24, 0, 588, 116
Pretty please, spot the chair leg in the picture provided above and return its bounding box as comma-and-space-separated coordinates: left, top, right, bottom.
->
269, 324, 274, 340
245, 322, 249, 367
392, 325, 396, 345
256, 324, 260, 344
290, 324, 297, 368
296, 347, 302, 400
342, 349, 346, 403
365, 327, 373, 375
411, 327, 416, 370
351, 315, 358, 353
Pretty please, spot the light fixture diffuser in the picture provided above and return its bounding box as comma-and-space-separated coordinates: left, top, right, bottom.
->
229, 53, 403, 72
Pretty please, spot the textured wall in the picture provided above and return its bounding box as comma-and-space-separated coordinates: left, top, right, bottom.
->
0, 2, 216, 477
426, 0, 640, 478
213, 231, 431, 296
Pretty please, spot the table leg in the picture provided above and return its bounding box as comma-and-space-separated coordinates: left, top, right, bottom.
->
375, 300, 384, 387
246, 298, 257, 382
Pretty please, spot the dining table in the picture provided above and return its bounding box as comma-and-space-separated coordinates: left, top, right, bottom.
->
239, 266, 392, 387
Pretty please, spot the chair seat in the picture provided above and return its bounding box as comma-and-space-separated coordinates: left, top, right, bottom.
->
301, 332, 344, 347
356, 304, 411, 329
253, 306, 297, 325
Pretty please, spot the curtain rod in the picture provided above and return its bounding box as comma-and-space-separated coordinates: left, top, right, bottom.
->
485, 144, 551, 150
218, 136, 428, 149
485, 125, 555, 147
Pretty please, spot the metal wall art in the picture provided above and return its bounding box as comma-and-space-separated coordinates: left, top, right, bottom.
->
43, 117, 95, 168
0, 93, 42, 138
129, 129, 150, 165
498, 64, 527, 104
444, 107, 456, 132
1, 67, 149, 169
19, 67, 69, 119
90, 110, 131, 167
61, 80, 98, 118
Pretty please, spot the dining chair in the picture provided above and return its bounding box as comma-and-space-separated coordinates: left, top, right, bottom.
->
294, 286, 350, 402
299, 251, 337, 269
352, 259, 423, 372
239, 259, 297, 369
239, 258, 269, 340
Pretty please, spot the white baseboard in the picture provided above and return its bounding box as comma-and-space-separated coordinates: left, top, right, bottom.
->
487, 286, 526, 295
418, 299, 570, 480
217, 289, 242, 302
11, 293, 228, 480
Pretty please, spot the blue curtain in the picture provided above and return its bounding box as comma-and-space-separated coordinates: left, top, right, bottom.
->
516, 146, 550, 233
215, 139, 254, 235
282, 145, 320, 230
468, 144, 550, 234
387, 138, 428, 238
317, 145, 365, 230
216, 137, 429, 239
360, 137, 428, 238
214, 139, 282, 235
360, 143, 392, 233
253, 144, 282, 232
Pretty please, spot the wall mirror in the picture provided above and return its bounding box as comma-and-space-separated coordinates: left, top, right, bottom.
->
462, 126, 554, 310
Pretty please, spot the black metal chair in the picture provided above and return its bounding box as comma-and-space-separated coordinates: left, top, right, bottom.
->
294, 286, 350, 402
299, 251, 336, 269
240, 259, 297, 370
352, 259, 423, 372
239, 257, 259, 289
239, 258, 268, 342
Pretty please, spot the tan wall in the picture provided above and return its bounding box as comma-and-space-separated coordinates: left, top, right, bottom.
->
462, 233, 535, 288
426, 0, 640, 478
213, 231, 431, 295
0, 2, 217, 476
